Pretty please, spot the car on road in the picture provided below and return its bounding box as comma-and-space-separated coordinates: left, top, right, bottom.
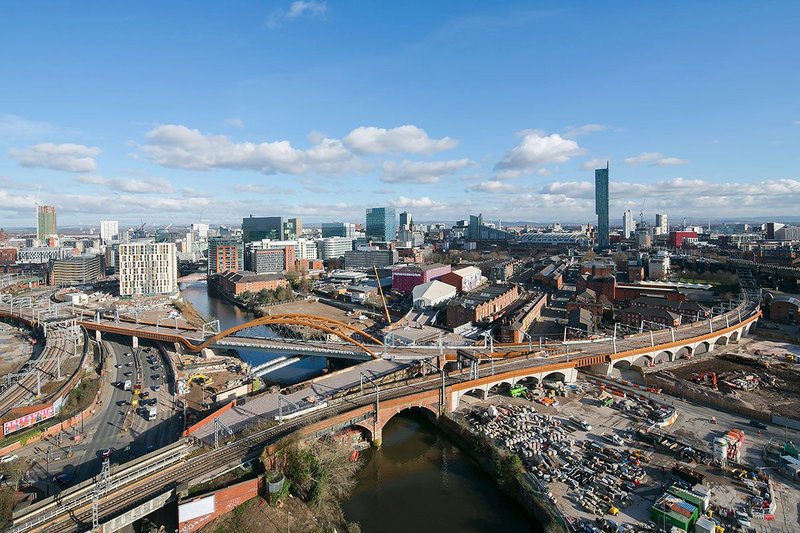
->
124, 372, 132, 377
101, 448, 114, 458
140, 391, 150, 398
0, 455, 18, 463
152, 374, 161, 380
124, 352, 132, 357
114, 363, 123, 368
749, 420, 768, 430
152, 385, 160, 392
125, 362, 133, 367
150, 365, 158, 371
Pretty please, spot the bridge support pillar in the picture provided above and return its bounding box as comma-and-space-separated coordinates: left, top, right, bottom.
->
132, 336, 138, 349
371, 426, 382, 448
95, 329, 102, 343
564, 367, 578, 384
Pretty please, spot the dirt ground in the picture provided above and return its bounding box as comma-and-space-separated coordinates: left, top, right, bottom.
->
264, 299, 376, 330
666, 339, 800, 417
198, 494, 324, 533
0, 324, 33, 377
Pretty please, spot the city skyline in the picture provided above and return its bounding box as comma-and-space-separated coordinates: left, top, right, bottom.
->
1, 1, 799, 227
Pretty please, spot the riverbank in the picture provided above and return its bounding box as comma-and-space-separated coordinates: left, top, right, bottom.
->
436, 413, 568, 533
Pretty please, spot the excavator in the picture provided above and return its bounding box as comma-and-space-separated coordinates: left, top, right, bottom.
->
691, 371, 717, 389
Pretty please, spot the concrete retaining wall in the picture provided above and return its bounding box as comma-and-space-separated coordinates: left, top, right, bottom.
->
645, 373, 770, 421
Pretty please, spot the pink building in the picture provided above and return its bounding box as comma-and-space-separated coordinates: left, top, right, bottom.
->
391, 263, 451, 293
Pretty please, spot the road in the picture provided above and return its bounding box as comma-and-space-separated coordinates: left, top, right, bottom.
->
21, 338, 180, 496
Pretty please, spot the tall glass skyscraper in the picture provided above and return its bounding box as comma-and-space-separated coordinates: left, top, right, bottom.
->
595, 163, 610, 248
365, 207, 397, 242
37, 205, 57, 241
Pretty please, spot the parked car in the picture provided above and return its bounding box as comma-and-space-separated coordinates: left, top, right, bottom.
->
53, 473, 72, 486
749, 420, 768, 430
0, 455, 18, 463
101, 448, 114, 458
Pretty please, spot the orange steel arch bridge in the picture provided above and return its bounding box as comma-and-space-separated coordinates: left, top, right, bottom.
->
81, 313, 386, 358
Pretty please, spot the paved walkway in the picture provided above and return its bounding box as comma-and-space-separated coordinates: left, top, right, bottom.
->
191, 358, 409, 442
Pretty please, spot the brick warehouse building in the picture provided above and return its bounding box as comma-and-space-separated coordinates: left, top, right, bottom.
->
391, 263, 451, 293
446, 283, 519, 329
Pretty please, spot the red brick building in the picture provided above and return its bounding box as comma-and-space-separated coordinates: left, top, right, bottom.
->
295, 258, 324, 272
217, 270, 288, 296
0, 248, 18, 266
766, 293, 800, 324
446, 283, 519, 329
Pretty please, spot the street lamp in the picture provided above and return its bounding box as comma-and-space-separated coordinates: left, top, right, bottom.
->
155, 316, 170, 332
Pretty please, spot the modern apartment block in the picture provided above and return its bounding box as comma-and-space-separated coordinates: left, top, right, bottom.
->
365, 207, 397, 242
208, 237, 244, 275
595, 163, 609, 248
248, 247, 295, 274
655, 213, 668, 235
100, 220, 119, 243
50, 255, 102, 286
284, 218, 302, 240
118, 242, 177, 296
623, 210, 635, 239
37, 205, 57, 241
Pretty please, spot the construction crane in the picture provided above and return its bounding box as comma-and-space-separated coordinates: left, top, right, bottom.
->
373, 265, 391, 324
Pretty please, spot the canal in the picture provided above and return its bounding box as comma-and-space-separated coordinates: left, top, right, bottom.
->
179, 282, 540, 532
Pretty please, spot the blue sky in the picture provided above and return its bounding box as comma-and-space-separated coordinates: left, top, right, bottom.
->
1, 1, 798, 228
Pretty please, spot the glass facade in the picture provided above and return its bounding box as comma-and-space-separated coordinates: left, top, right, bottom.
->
365, 207, 397, 242
37, 205, 57, 241
595, 164, 610, 248
242, 216, 284, 242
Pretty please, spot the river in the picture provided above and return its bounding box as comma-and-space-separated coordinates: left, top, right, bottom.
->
179, 281, 326, 384
179, 282, 540, 532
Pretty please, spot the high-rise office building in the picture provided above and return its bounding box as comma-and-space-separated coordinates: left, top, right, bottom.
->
191, 223, 209, 239
118, 242, 177, 296
623, 210, 635, 239
365, 207, 397, 242
321, 222, 356, 238
208, 237, 244, 274
399, 211, 413, 229
242, 216, 284, 242
37, 205, 57, 241
100, 220, 119, 243
594, 163, 609, 248
655, 213, 668, 236
284, 218, 302, 240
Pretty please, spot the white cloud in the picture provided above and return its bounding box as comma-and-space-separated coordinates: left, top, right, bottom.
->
76, 175, 174, 194
141, 124, 307, 174
495, 131, 584, 173
0, 115, 56, 138
381, 158, 473, 184
539, 181, 595, 198
623, 152, 688, 167
287, 0, 327, 19
267, 0, 327, 28
225, 118, 245, 129
9, 143, 101, 172
343, 125, 458, 155
388, 196, 446, 209
564, 123, 608, 139
581, 157, 610, 171
466, 180, 521, 193
233, 183, 295, 195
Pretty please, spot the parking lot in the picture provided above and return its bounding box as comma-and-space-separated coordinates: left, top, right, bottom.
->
456, 376, 800, 532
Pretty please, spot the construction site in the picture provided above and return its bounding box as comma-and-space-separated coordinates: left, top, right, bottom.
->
651, 338, 800, 418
